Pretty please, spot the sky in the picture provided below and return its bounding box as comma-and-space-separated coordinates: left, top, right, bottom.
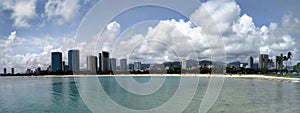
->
0, 0, 300, 73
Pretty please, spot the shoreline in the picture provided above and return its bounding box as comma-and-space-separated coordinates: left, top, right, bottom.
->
1, 74, 300, 82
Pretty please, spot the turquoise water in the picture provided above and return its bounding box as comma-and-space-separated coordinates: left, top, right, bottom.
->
0, 76, 299, 113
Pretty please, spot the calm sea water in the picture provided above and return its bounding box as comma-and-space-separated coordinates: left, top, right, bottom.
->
0, 76, 299, 113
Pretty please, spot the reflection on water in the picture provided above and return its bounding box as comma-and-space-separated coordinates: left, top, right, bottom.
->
99, 76, 180, 110
0, 76, 299, 113
0, 77, 91, 113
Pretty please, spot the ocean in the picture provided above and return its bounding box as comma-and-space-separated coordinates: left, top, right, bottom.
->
0, 76, 299, 113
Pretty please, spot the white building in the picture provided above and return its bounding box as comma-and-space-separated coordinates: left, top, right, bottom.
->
110, 58, 117, 71
120, 59, 127, 71
87, 55, 98, 72
259, 54, 269, 69
248, 56, 253, 68
182, 59, 187, 69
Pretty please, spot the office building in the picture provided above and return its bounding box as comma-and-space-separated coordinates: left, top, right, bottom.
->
87, 55, 98, 72
248, 56, 253, 68
51, 52, 62, 72
11, 68, 14, 74
102, 51, 109, 72
68, 50, 80, 72
62, 61, 66, 72
3, 68, 6, 74
110, 58, 116, 71
259, 54, 269, 69
134, 62, 142, 71
98, 53, 102, 71
64, 65, 69, 72
120, 59, 127, 71
182, 59, 187, 69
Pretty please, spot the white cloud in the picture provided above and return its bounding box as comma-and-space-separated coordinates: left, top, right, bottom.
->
0, 31, 75, 73
189, 0, 240, 35
75, 0, 297, 65
1, 0, 299, 73
43, 0, 81, 25
0, 0, 37, 28
282, 12, 300, 34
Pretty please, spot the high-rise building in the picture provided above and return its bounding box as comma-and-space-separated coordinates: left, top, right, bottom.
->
110, 58, 116, 71
87, 55, 98, 72
182, 59, 187, 69
68, 50, 80, 72
64, 65, 69, 72
62, 61, 66, 72
102, 51, 109, 72
134, 62, 142, 71
11, 68, 14, 74
248, 56, 253, 68
51, 52, 62, 72
120, 59, 127, 71
3, 68, 6, 74
259, 54, 269, 69
98, 53, 102, 71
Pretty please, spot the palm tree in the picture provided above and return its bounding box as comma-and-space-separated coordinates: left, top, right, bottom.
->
276, 54, 283, 70
275, 54, 284, 74
277, 52, 293, 74
286, 51, 293, 70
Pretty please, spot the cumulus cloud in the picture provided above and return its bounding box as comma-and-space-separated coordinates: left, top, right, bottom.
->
282, 12, 300, 34
0, 0, 37, 28
43, 0, 81, 25
0, 31, 75, 73
71, 0, 297, 65
189, 0, 296, 62
1, 0, 299, 73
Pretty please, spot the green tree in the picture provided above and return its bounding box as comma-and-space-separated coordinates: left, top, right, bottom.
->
293, 62, 300, 76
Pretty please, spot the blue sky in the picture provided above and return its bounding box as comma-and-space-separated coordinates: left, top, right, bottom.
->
236, 0, 300, 27
0, 0, 300, 73
1, 0, 299, 38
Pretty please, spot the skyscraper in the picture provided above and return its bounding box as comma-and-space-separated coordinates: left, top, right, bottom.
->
102, 51, 109, 72
98, 53, 102, 71
110, 58, 116, 71
120, 59, 127, 71
3, 68, 6, 74
259, 54, 269, 69
62, 61, 66, 72
11, 68, 14, 74
51, 52, 62, 72
248, 56, 253, 68
182, 59, 187, 69
87, 55, 98, 72
68, 50, 80, 72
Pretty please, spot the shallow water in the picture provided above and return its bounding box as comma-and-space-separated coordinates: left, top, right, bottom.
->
0, 76, 299, 113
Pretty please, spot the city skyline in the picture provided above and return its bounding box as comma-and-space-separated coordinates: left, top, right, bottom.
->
1, 0, 300, 73
0, 48, 294, 74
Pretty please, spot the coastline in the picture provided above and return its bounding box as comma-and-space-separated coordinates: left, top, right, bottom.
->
1, 74, 300, 82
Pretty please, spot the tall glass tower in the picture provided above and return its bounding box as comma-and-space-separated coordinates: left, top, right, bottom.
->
102, 51, 109, 72
51, 52, 62, 72
68, 50, 80, 72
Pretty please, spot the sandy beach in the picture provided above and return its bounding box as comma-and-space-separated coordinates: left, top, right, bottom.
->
3, 74, 299, 82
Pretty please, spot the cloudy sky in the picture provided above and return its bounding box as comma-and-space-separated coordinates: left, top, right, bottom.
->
0, 0, 300, 73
